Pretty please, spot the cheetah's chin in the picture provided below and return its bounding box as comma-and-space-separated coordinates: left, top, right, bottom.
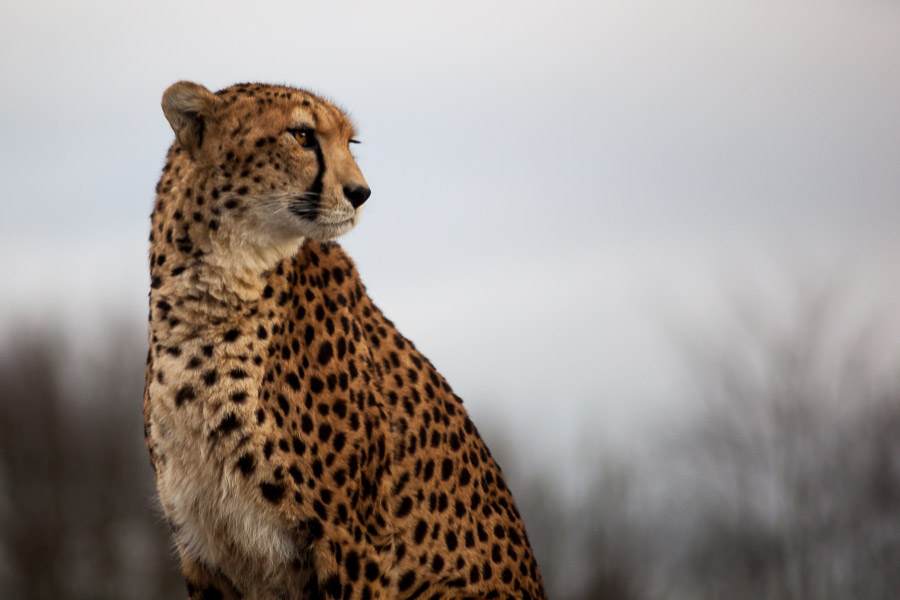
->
306, 219, 356, 241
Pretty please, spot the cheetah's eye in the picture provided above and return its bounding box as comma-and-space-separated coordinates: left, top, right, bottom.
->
288, 127, 318, 149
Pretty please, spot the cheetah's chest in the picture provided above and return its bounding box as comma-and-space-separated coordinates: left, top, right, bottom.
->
156, 435, 299, 585
148, 346, 299, 587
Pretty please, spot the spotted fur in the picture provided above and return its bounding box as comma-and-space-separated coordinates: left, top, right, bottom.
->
144, 81, 546, 600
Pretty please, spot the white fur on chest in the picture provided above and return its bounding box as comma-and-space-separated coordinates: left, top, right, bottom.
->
149, 339, 298, 582
156, 436, 296, 580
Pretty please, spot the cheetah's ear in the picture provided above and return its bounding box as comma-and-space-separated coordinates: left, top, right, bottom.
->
161, 81, 222, 155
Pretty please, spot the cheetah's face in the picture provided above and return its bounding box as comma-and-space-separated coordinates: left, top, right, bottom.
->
162, 81, 370, 249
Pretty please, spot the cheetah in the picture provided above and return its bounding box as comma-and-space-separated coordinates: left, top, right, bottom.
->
144, 81, 546, 600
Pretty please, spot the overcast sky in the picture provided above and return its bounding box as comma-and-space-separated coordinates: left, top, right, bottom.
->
2, 0, 899, 468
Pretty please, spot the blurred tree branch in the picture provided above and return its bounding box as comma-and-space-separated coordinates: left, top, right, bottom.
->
0, 323, 182, 600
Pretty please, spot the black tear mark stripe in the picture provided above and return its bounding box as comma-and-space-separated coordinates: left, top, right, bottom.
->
308, 132, 327, 216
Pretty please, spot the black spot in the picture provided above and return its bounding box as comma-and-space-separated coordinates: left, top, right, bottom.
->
317, 341, 333, 365
345, 550, 360, 581
175, 385, 195, 406
441, 458, 453, 480
301, 415, 314, 434
257, 325, 269, 340
213, 413, 240, 437
262, 285, 274, 299
469, 565, 480, 584
431, 555, 445, 573
231, 391, 248, 403
396, 496, 413, 518
203, 369, 218, 386
304, 517, 324, 540
237, 453, 255, 475
398, 571, 416, 592
260, 482, 285, 503
286, 373, 301, 390
224, 328, 240, 342
447, 577, 466, 589
310, 377, 324, 394
414, 519, 427, 544
364, 561, 379, 582
333, 400, 347, 419
509, 528, 522, 545
445, 530, 458, 551
459, 467, 471, 486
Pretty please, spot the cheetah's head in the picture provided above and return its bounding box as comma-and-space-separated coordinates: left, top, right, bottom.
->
161, 81, 370, 265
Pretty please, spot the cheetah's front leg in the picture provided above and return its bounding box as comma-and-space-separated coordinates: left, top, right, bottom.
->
180, 553, 242, 600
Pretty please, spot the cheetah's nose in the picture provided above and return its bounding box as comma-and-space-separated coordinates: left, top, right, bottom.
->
343, 184, 371, 209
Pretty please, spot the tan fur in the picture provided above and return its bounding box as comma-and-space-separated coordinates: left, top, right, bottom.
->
145, 81, 546, 600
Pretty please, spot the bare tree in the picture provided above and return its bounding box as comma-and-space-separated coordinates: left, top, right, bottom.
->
0, 322, 183, 600
652, 281, 900, 600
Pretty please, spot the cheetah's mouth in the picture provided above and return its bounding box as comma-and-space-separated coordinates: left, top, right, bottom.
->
286, 195, 357, 240
287, 200, 319, 221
